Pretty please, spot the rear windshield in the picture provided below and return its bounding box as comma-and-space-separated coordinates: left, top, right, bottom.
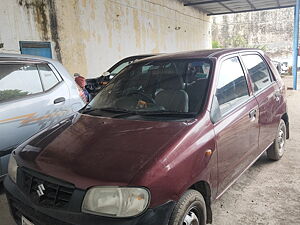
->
85, 59, 212, 120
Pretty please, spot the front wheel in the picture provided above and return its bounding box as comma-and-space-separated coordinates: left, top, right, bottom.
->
169, 190, 207, 225
267, 119, 287, 161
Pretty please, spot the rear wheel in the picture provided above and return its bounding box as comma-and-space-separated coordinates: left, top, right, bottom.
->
169, 190, 206, 225
267, 119, 287, 160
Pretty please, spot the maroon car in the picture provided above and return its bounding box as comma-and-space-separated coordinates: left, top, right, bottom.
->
5, 49, 289, 225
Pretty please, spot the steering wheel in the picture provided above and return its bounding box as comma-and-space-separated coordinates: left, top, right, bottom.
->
125, 89, 156, 104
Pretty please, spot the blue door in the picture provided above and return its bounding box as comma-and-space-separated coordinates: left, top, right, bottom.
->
20, 41, 52, 58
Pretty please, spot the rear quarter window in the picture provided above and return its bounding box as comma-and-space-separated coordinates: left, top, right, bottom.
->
38, 64, 60, 91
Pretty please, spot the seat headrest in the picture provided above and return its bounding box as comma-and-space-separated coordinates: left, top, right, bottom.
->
159, 65, 184, 90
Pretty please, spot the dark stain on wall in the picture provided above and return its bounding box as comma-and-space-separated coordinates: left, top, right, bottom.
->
47, 0, 61, 62
18, 0, 49, 40
17, 0, 62, 62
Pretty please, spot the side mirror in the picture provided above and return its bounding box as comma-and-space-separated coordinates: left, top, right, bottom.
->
102, 71, 110, 77
210, 95, 221, 123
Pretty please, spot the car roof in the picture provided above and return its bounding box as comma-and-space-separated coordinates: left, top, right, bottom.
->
136, 48, 263, 62
121, 54, 159, 59
106, 54, 160, 73
0, 53, 58, 64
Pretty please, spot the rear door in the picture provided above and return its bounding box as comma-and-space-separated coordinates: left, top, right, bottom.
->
37, 63, 71, 125
212, 55, 259, 195
0, 62, 70, 156
241, 54, 281, 152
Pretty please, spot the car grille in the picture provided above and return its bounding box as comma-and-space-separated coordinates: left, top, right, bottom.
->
7, 196, 72, 225
18, 168, 75, 209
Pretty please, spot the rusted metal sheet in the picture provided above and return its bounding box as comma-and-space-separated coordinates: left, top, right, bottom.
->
184, 0, 296, 15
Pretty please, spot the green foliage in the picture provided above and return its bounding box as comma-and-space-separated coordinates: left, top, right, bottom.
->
251, 44, 267, 51
212, 40, 222, 48
221, 35, 267, 51
226, 35, 248, 48
0, 89, 29, 102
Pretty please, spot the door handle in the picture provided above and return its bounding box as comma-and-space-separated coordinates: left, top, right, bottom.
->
54, 97, 65, 104
274, 91, 281, 102
249, 109, 257, 121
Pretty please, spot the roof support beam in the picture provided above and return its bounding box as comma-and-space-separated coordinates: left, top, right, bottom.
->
184, 0, 232, 6
199, 8, 213, 15
207, 5, 295, 15
276, 0, 281, 7
218, 1, 234, 12
246, 0, 256, 10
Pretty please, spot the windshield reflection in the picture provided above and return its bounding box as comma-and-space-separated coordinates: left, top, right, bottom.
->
84, 59, 212, 119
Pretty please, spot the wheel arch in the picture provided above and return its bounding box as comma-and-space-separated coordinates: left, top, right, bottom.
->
189, 180, 212, 224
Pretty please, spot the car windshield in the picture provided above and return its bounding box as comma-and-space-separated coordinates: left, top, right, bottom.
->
84, 59, 212, 119
109, 61, 132, 75
108, 56, 154, 75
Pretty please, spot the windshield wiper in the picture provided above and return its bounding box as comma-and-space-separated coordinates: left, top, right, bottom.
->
80, 107, 137, 117
80, 106, 103, 114
98, 107, 139, 118
81, 107, 196, 119
139, 111, 196, 117
98, 107, 131, 113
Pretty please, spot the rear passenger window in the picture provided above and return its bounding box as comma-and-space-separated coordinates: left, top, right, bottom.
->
216, 57, 249, 115
0, 64, 43, 102
241, 54, 272, 92
38, 64, 59, 91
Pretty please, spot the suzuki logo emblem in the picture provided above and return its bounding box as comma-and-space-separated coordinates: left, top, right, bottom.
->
36, 184, 45, 197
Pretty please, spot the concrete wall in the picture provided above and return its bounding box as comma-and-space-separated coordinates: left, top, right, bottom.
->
212, 8, 294, 63
0, 0, 211, 78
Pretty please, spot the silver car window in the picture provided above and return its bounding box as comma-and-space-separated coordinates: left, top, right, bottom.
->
38, 64, 59, 91
0, 64, 43, 102
216, 57, 249, 115
241, 54, 272, 92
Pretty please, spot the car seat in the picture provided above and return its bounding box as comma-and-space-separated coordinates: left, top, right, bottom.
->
155, 68, 189, 112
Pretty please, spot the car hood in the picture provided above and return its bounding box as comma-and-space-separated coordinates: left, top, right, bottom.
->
16, 114, 188, 189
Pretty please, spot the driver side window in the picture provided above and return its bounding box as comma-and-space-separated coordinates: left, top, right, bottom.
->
215, 57, 250, 116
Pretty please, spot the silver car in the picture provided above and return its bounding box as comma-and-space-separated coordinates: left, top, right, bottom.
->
0, 54, 85, 180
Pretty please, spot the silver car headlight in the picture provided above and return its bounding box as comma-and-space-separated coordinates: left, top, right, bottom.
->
82, 187, 150, 217
8, 154, 18, 183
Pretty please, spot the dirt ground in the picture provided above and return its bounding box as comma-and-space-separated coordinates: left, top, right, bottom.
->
0, 76, 299, 225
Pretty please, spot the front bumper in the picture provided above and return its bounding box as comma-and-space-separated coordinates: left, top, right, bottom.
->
4, 177, 175, 225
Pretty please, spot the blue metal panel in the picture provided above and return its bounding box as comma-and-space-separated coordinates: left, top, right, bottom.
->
21, 47, 52, 58
19, 41, 52, 59
293, 1, 300, 90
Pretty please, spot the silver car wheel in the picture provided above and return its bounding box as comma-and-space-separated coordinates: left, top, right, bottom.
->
267, 119, 287, 161
183, 208, 200, 225
277, 123, 286, 156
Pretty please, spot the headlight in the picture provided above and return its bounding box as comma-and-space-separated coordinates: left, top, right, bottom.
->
8, 154, 18, 183
82, 187, 150, 217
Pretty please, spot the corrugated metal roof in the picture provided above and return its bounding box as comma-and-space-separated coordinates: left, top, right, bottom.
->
183, 0, 296, 15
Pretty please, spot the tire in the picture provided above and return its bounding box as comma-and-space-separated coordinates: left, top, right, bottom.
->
267, 119, 287, 161
169, 190, 207, 225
